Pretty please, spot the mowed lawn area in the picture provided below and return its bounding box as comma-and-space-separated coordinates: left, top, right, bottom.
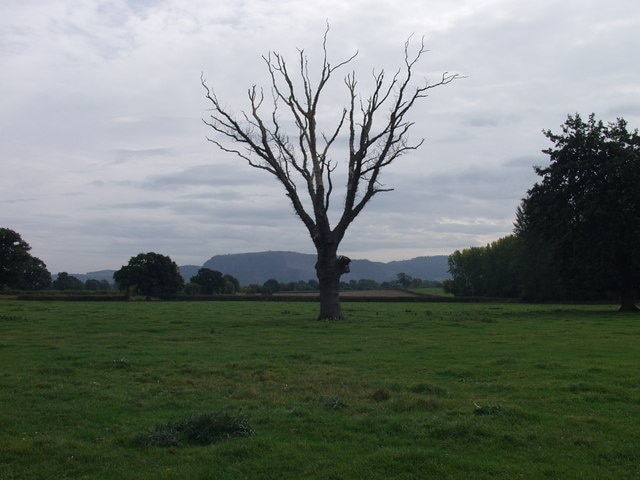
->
0, 300, 638, 479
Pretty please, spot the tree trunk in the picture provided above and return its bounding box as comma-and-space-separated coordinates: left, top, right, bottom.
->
619, 286, 639, 312
316, 247, 342, 320
315, 245, 351, 320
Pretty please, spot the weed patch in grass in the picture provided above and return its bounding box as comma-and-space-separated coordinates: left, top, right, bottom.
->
473, 402, 503, 416
319, 396, 347, 410
369, 388, 391, 402
411, 395, 442, 410
409, 383, 448, 396
134, 412, 254, 447
110, 357, 131, 370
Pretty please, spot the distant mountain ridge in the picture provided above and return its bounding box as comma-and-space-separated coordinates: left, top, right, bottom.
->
67, 251, 450, 286
203, 251, 450, 285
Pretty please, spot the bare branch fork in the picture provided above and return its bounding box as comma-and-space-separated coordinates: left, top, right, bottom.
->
202, 28, 460, 319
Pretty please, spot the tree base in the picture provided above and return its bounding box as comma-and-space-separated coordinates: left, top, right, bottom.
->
618, 303, 640, 312
317, 315, 345, 321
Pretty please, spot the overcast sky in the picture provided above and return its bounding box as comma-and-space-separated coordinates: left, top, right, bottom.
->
2, 0, 639, 274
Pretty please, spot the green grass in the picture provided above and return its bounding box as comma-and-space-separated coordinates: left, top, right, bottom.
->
0, 300, 638, 479
411, 287, 452, 296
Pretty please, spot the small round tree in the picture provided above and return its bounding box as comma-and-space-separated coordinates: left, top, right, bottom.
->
190, 267, 226, 294
114, 252, 184, 299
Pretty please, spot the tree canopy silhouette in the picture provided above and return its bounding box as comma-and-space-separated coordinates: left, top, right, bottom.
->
0, 228, 51, 291
516, 113, 640, 311
114, 252, 184, 299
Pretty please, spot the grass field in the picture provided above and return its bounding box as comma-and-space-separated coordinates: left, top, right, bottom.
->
410, 287, 453, 296
1, 300, 638, 479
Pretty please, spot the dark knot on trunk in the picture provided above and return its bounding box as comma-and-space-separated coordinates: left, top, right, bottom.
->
337, 255, 351, 274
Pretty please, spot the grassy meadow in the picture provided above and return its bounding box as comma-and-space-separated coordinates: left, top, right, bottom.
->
0, 299, 638, 479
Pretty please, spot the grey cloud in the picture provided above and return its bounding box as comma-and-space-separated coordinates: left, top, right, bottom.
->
103, 200, 170, 210
139, 163, 277, 190
3, 0, 639, 272
113, 148, 174, 163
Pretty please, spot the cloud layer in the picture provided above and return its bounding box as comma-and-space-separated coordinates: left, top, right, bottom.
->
2, 0, 639, 273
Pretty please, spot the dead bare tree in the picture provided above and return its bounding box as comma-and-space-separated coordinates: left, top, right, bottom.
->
202, 28, 459, 319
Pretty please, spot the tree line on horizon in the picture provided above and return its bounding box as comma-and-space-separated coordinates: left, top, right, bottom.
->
3, 114, 639, 310
5, 28, 637, 315
446, 114, 640, 311
0, 238, 440, 298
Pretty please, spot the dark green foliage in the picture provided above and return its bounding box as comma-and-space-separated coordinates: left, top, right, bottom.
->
449, 114, 640, 308
447, 235, 523, 297
84, 278, 113, 291
52, 272, 84, 291
0, 228, 30, 289
0, 228, 51, 290
190, 267, 226, 294
113, 252, 184, 299
224, 274, 240, 293
516, 114, 640, 310
262, 278, 280, 294
135, 412, 254, 447
17, 256, 52, 290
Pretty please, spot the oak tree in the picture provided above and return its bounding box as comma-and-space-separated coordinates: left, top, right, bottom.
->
52, 272, 84, 291
202, 29, 459, 319
114, 252, 184, 299
190, 267, 226, 294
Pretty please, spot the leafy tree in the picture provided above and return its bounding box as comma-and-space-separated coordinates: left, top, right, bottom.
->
396, 272, 414, 288
447, 247, 485, 296
263, 278, 280, 294
52, 272, 84, 291
190, 268, 226, 294
202, 27, 459, 319
481, 235, 523, 298
0, 228, 51, 290
516, 113, 640, 311
515, 229, 563, 301
84, 279, 101, 291
84, 279, 113, 291
447, 235, 523, 298
18, 257, 52, 290
356, 278, 378, 290
0, 228, 30, 289
183, 282, 202, 295
243, 284, 260, 295
113, 252, 184, 299
223, 274, 240, 294
281, 279, 319, 291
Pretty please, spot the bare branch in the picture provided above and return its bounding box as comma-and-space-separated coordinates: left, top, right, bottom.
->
202, 33, 460, 251
333, 41, 461, 240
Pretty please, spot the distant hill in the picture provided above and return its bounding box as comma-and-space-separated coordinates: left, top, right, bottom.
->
350, 256, 450, 283
179, 265, 202, 283
64, 252, 450, 286
65, 266, 201, 285
203, 251, 450, 285
65, 270, 116, 283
